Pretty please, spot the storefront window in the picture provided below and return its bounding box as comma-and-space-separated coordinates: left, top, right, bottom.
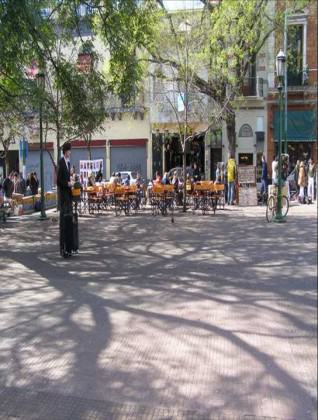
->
238, 153, 253, 166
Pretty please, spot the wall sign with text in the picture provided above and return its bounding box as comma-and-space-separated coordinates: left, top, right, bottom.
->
238, 165, 256, 185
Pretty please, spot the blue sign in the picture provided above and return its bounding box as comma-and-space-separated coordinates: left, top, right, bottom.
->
19, 137, 28, 163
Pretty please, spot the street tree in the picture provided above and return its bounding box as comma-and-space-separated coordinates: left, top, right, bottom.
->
148, 9, 221, 209
92, 0, 309, 155
0, 1, 108, 172
0, 73, 37, 176
0, 0, 310, 178
40, 38, 108, 167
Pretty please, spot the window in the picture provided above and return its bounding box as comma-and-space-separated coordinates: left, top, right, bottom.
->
242, 62, 257, 96
287, 24, 305, 86
256, 116, 264, 132
238, 124, 253, 138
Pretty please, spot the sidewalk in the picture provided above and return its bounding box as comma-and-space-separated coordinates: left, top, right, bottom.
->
0, 202, 317, 419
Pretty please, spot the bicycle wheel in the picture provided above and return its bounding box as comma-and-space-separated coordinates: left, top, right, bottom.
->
282, 195, 289, 217
266, 195, 275, 222
211, 197, 217, 214
192, 197, 199, 211
201, 197, 208, 215
160, 201, 168, 216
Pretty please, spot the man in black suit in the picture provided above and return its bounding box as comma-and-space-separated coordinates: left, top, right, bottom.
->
57, 142, 73, 257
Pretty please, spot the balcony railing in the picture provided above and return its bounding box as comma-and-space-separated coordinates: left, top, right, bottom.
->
242, 77, 264, 97
287, 69, 309, 87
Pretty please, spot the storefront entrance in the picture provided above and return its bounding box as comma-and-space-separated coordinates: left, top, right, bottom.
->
164, 134, 205, 174
210, 148, 222, 181
286, 142, 316, 169
110, 139, 147, 179
0, 151, 19, 177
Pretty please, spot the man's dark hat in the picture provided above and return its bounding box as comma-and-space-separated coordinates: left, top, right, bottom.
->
62, 142, 71, 153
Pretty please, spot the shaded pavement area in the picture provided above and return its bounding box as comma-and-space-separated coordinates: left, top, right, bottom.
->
0, 204, 317, 419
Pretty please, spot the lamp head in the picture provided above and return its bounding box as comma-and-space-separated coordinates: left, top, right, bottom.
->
276, 49, 286, 79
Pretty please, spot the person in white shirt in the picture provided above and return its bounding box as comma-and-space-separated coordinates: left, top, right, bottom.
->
307, 158, 316, 201
272, 156, 278, 185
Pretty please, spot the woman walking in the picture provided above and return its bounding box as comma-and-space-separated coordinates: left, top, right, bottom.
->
298, 161, 306, 204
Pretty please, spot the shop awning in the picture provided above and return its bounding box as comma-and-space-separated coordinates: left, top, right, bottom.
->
274, 110, 317, 142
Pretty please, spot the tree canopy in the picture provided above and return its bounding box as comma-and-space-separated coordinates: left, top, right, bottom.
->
0, 0, 311, 162
94, 0, 310, 151
0, 0, 108, 169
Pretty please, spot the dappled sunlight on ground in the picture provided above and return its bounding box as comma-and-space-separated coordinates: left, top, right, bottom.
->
0, 205, 317, 419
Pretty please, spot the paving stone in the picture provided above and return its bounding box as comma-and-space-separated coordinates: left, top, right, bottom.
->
0, 204, 316, 420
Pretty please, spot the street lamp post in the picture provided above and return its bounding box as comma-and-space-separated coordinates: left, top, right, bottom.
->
162, 129, 170, 175
36, 71, 47, 220
162, 130, 166, 175
273, 49, 286, 223
283, 6, 288, 155
180, 20, 192, 213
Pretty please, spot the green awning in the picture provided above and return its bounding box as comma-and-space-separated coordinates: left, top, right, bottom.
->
274, 110, 317, 142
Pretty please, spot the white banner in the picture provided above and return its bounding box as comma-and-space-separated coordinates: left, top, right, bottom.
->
79, 159, 103, 184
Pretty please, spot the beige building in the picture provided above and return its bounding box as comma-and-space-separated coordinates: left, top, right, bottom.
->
0, 33, 152, 189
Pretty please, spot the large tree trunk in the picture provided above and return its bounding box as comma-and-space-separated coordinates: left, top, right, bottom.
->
85, 133, 92, 161
56, 119, 60, 170
4, 155, 9, 178
226, 111, 236, 158
88, 140, 92, 161
182, 137, 187, 212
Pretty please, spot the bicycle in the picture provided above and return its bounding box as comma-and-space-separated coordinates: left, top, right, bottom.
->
266, 189, 289, 222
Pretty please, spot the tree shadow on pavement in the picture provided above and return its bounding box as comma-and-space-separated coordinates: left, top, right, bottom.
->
0, 209, 317, 419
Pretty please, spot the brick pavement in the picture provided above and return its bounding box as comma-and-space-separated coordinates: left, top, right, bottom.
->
0, 203, 317, 420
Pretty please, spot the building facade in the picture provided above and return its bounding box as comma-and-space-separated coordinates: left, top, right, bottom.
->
0, 32, 152, 189
267, 0, 318, 172
1, 1, 317, 188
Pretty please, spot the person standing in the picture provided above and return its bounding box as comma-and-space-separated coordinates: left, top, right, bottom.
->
95, 163, 103, 182
298, 161, 306, 204
14, 172, 26, 195
220, 162, 225, 184
294, 160, 300, 194
215, 163, 222, 183
193, 162, 201, 182
226, 153, 236, 205
124, 174, 130, 186
109, 172, 117, 185
153, 171, 162, 184
261, 155, 268, 197
70, 165, 76, 183
87, 171, 95, 187
57, 142, 74, 257
162, 172, 170, 185
3, 172, 14, 199
28, 172, 39, 195
13, 172, 19, 194
272, 156, 278, 185
307, 158, 316, 202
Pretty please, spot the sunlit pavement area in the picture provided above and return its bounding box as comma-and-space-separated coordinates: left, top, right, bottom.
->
0, 203, 317, 420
